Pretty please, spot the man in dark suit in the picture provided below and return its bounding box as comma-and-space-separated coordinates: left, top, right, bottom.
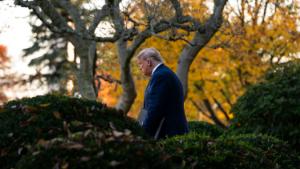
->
136, 48, 189, 139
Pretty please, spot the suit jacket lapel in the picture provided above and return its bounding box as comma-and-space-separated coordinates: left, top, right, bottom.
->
143, 64, 164, 108
143, 76, 153, 108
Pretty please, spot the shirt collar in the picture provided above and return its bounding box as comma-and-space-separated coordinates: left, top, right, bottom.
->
152, 63, 163, 75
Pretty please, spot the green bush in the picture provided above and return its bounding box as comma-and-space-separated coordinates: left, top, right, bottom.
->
15, 130, 174, 169
188, 121, 223, 138
1, 94, 299, 169
0, 94, 149, 169
160, 133, 299, 169
231, 61, 300, 148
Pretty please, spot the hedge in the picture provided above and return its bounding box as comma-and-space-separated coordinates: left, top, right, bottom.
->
160, 133, 299, 169
231, 61, 300, 149
1, 94, 299, 169
0, 94, 152, 169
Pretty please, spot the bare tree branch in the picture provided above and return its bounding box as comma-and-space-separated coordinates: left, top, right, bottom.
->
88, 4, 110, 33
203, 99, 227, 128
35, 0, 70, 30
15, 0, 71, 34
262, 0, 270, 23
123, 11, 144, 27
213, 97, 230, 121
127, 30, 152, 57
176, 0, 228, 98
220, 89, 233, 107
95, 74, 121, 84
170, 0, 183, 18
189, 98, 211, 119
110, 0, 124, 36
15, 0, 121, 43
194, 83, 227, 128
56, 0, 86, 32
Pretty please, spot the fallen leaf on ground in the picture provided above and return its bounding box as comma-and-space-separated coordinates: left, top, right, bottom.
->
53, 111, 61, 119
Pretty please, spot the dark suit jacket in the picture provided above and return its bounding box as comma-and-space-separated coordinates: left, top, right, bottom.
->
142, 64, 189, 139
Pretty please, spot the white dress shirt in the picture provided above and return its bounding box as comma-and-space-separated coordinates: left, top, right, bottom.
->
151, 63, 163, 76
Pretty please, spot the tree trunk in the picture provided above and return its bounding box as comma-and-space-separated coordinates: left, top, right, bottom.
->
176, 36, 204, 99
73, 40, 97, 100
115, 41, 137, 114
176, 0, 227, 100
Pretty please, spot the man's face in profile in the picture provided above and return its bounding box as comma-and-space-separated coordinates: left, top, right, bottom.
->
137, 57, 152, 77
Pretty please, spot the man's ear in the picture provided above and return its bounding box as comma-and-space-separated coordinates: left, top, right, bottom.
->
147, 59, 151, 66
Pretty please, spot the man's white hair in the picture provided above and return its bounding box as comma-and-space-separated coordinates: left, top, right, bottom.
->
137, 47, 164, 62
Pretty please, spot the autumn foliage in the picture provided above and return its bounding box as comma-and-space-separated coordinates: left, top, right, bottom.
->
0, 45, 8, 63
0, 44, 9, 103
1, 0, 300, 168
95, 0, 300, 127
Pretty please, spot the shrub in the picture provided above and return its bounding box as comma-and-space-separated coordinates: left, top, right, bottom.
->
160, 133, 299, 169
1, 94, 299, 169
188, 121, 223, 138
0, 94, 148, 169
231, 61, 300, 149
15, 130, 174, 169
